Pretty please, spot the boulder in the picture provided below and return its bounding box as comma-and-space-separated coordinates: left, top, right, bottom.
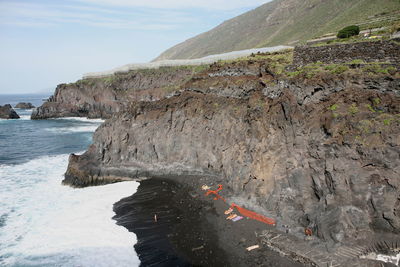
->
0, 104, 20, 119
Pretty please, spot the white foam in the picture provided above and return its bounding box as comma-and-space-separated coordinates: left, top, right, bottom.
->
361, 252, 400, 265
45, 125, 101, 133
18, 115, 31, 120
0, 154, 140, 267
52, 117, 105, 123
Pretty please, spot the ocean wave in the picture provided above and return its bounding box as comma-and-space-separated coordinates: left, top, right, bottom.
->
0, 154, 140, 266
52, 117, 105, 123
0, 116, 30, 121
19, 115, 31, 120
44, 125, 100, 133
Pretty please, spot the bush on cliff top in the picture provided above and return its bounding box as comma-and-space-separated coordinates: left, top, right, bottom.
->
337, 25, 360, 39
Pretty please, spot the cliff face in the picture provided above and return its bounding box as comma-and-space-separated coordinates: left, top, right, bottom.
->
50, 40, 400, 253
64, 62, 400, 245
31, 67, 197, 119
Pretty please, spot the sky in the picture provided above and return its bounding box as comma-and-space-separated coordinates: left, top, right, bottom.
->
0, 0, 270, 94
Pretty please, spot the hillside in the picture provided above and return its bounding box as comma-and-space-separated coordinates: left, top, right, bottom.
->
155, 0, 400, 60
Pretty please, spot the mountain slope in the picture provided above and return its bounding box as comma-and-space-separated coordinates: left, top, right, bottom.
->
155, 0, 400, 60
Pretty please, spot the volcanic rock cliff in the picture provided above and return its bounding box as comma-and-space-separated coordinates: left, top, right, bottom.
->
31, 40, 399, 264
31, 67, 199, 119
63, 53, 400, 251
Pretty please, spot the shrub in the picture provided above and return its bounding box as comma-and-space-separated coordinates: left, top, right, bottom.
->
337, 25, 360, 39
383, 118, 392, 126
366, 104, 376, 113
373, 98, 381, 105
329, 104, 339, 111
349, 103, 359, 115
349, 59, 365, 65
324, 64, 337, 71
332, 65, 349, 74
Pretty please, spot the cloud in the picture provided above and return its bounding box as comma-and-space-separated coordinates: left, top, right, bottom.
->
0, 0, 271, 30
0, 1, 198, 30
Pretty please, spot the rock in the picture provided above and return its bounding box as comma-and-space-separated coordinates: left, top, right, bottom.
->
15, 102, 35, 109
0, 104, 20, 119
64, 72, 400, 247
31, 67, 197, 120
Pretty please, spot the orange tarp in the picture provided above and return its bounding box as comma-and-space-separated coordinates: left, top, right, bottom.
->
205, 184, 276, 226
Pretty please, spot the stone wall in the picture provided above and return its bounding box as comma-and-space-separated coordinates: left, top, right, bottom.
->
293, 39, 400, 66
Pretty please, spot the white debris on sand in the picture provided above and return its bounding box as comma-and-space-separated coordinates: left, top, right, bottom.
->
360, 252, 400, 266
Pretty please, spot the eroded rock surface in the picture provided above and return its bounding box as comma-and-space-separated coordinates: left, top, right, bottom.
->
0, 104, 20, 119
64, 72, 400, 247
31, 67, 196, 119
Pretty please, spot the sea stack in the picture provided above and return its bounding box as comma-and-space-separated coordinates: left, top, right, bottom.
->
15, 102, 35, 109
0, 104, 20, 119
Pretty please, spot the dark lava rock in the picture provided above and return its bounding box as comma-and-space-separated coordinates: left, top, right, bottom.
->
64, 74, 400, 249
15, 102, 35, 109
0, 104, 20, 119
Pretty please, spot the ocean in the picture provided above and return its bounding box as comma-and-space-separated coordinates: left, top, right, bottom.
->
0, 95, 140, 266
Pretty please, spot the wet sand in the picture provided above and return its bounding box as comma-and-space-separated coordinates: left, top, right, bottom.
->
113, 177, 306, 266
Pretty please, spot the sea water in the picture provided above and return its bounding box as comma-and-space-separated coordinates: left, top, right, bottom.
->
0, 95, 140, 266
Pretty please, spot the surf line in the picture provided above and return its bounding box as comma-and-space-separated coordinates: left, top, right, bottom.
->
204, 184, 276, 226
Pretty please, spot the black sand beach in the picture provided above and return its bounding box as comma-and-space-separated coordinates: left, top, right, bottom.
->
113, 177, 306, 266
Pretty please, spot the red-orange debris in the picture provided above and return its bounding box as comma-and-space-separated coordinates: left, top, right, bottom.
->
205, 184, 276, 226
205, 184, 226, 201
305, 228, 312, 236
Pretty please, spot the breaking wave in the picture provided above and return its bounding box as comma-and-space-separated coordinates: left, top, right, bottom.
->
0, 154, 140, 267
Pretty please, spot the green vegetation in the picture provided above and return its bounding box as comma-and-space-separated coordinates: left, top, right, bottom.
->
362, 63, 397, 75
337, 25, 360, 38
383, 118, 392, 125
217, 49, 293, 66
215, 49, 293, 77
366, 104, 376, 113
329, 104, 340, 118
358, 119, 372, 133
331, 65, 350, 74
101, 76, 117, 84
329, 104, 339, 111
156, 0, 400, 60
285, 60, 398, 79
349, 104, 359, 115
76, 79, 95, 87
373, 98, 381, 105
349, 59, 365, 64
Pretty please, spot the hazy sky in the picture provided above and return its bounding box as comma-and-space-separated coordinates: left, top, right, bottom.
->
0, 0, 269, 94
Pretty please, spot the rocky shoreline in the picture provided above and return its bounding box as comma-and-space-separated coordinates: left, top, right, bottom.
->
36, 41, 400, 266
62, 73, 400, 265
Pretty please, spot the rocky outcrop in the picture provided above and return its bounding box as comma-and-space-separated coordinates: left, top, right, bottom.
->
0, 104, 20, 119
64, 69, 400, 248
15, 102, 35, 109
31, 67, 198, 120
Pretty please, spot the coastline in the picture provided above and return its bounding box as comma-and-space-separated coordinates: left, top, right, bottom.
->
113, 177, 305, 267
